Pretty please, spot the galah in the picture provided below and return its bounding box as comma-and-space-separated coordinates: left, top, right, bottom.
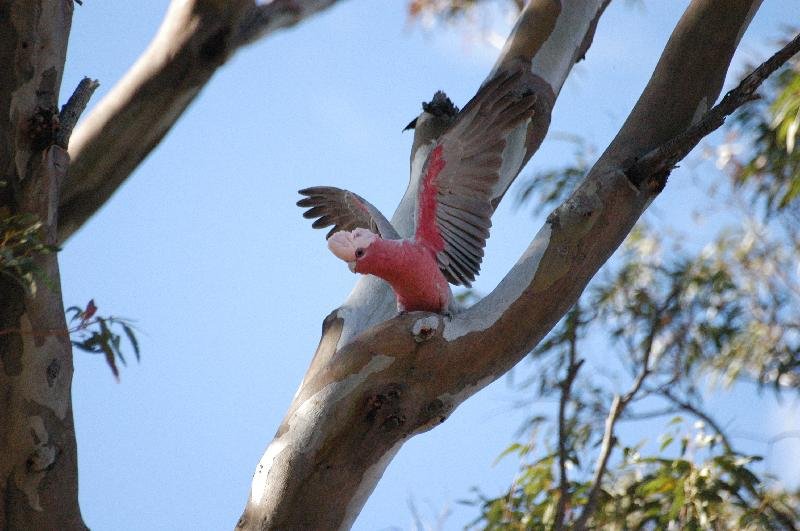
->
298, 68, 536, 313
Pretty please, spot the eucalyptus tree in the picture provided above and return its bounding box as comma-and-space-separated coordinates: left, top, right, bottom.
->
1, 1, 797, 529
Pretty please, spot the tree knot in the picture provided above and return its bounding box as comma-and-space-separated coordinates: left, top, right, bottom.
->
411, 315, 440, 342
29, 106, 60, 151
365, 384, 406, 431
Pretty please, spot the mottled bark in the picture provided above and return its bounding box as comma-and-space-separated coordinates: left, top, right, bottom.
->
58, 0, 351, 244
238, 0, 771, 528
0, 1, 86, 528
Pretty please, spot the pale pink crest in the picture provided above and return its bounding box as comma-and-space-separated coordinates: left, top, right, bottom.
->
351, 228, 378, 249
327, 229, 379, 270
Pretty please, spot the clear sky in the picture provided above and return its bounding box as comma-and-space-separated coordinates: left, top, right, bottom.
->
58, 1, 798, 529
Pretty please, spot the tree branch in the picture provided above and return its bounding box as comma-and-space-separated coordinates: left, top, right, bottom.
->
573, 317, 656, 530
233, 0, 348, 47
55, 77, 99, 150
238, 2, 613, 528
554, 310, 584, 531
0, 4, 83, 525
627, 31, 800, 189
58, 0, 349, 244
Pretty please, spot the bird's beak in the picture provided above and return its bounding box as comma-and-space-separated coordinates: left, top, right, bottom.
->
403, 117, 417, 132
347, 261, 356, 273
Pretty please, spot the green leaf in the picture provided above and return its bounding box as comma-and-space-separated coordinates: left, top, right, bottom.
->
638, 474, 674, 496
668, 416, 684, 426
122, 323, 140, 361
659, 435, 674, 452
494, 443, 527, 464
100, 338, 119, 381
668, 477, 686, 521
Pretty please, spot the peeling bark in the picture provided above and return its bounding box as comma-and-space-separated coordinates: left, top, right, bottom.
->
0, 3, 85, 528
238, 0, 770, 527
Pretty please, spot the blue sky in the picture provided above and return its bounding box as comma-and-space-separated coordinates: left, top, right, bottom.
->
58, 1, 797, 529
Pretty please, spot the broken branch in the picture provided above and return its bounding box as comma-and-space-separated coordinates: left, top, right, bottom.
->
55, 77, 99, 149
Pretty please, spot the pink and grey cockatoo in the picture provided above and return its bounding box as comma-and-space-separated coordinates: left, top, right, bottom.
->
298, 69, 536, 313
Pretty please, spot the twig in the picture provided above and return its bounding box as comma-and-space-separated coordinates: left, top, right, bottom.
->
55, 77, 99, 149
407, 497, 425, 531
554, 308, 584, 531
619, 407, 680, 421
573, 313, 660, 530
627, 32, 800, 188
658, 387, 734, 453
574, 292, 677, 529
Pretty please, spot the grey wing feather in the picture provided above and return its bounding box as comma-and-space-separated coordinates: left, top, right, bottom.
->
419, 65, 538, 286
297, 186, 400, 240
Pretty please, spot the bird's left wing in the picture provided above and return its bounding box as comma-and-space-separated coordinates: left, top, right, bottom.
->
297, 186, 400, 240
415, 67, 538, 286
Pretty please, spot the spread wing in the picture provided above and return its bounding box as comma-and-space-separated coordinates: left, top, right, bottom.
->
414, 67, 537, 286
297, 186, 400, 240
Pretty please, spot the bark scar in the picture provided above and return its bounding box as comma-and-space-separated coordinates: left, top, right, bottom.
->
15, 416, 58, 511
411, 315, 440, 342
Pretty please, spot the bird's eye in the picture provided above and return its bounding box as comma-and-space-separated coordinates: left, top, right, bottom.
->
355, 248, 364, 258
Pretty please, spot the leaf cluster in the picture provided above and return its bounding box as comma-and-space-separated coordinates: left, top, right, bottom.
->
593, 433, 798, 530
470, 419, 799, 530
67, 300, 140, 381
726, 61, 800, 215
466, 452, 590, 530
0, 213, 59, 295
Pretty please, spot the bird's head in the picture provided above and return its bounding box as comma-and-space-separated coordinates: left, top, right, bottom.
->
327, 228, 380, 273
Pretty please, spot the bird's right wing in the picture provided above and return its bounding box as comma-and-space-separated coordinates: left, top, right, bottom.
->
297, 186, 400, 240
414, 66, 538, 286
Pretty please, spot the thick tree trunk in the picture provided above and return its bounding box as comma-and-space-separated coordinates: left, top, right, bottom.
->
0, 2, 86, 528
